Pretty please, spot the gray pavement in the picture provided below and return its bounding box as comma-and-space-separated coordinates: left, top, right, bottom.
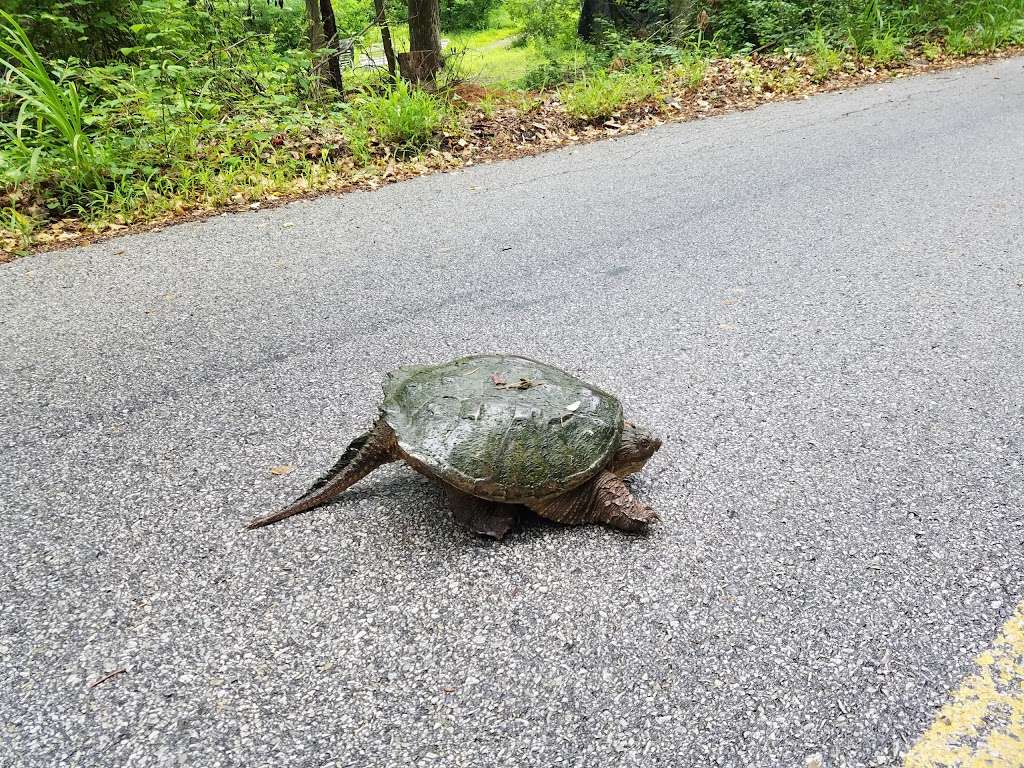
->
2, 57, 1023, 767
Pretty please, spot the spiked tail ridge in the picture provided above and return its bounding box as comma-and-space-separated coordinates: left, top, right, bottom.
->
246, 420, 397, 530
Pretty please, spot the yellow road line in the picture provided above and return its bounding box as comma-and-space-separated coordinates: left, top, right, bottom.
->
906, 601, 1024, 767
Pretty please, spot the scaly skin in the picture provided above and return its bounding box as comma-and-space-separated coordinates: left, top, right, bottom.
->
246, 419, 398, 529
528, 470, 657, 533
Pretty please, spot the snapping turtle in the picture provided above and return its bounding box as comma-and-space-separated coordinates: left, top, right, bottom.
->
247, 354, 662, 538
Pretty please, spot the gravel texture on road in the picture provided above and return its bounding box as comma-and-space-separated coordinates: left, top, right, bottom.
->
2, 58, 1023, 768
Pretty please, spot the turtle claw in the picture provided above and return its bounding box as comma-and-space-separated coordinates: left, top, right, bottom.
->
633, 505, 660, 530
617, 504, 658, 533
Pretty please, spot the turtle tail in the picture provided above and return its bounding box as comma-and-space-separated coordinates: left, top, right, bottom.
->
246, 419, 398, 530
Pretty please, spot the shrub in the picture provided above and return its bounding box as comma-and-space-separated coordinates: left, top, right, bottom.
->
518, 51, 589, 89
4, 0, 138, 63
332, 0, 376, 39
507, 0, 580, 44
442, 0, 503, 30
695, 0, 820, 51
683, 0, 1024, 54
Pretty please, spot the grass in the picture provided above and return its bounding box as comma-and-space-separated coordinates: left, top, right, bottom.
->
559, 65, 661, 120
362, 24, 546, 86
2, 205, 34, 252
666, 54, 707, 91
454, 36, 545, 86
922, 40, 944, 61
345, 79, 454, 161
807, 28, 844, 81
862, 31, 906, 63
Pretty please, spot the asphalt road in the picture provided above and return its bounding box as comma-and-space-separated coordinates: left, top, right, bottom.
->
3, 58, 1023, 768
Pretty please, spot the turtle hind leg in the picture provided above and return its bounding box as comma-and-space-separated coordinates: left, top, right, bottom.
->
529, 470, 657, 533
444, 487, 519, 541
247, 419, 398, 530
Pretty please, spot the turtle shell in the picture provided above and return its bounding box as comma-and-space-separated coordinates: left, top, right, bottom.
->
381, 354, 623, 503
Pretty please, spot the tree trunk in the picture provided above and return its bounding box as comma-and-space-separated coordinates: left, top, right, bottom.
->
577, 0, 612, 41
402, 0, 442, 83
304, 0, 327, 82
373, 0, 398, 80
319, 0, 344, 92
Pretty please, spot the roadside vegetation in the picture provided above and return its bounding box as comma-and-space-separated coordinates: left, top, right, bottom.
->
2, 0, 1023, 255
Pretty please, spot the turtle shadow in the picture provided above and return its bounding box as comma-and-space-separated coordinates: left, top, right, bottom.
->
308, 470, 659, 546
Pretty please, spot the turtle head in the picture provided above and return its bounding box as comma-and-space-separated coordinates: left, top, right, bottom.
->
609, 421, 662, 477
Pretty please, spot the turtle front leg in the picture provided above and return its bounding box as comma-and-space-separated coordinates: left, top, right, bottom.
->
444, 486, 519, 541
529, 470, 657, 533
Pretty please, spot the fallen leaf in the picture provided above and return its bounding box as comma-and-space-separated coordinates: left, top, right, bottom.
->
270, 465, 295, 476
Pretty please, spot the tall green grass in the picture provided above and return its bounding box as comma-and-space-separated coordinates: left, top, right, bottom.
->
344, 80, 454, 161
0, 10, 107, 190
559, 65, 662, 120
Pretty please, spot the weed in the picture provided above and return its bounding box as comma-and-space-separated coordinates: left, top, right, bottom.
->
807, 27, 843, 82
737, 61, 766, 92
768, 68, 803, 93
2, 205, 36, 251
346, 80, 453, 158
342, 114, 374, 166
510, 92, 544, 113
477, 94, 498, 118
518, 45, 590, 90
559, 66, 661, 120
865, 32, 905, 64
922, 40, 943, 60
666, 53, 707, 91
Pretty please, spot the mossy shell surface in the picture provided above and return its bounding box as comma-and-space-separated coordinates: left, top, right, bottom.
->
382, 354, 623, 503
